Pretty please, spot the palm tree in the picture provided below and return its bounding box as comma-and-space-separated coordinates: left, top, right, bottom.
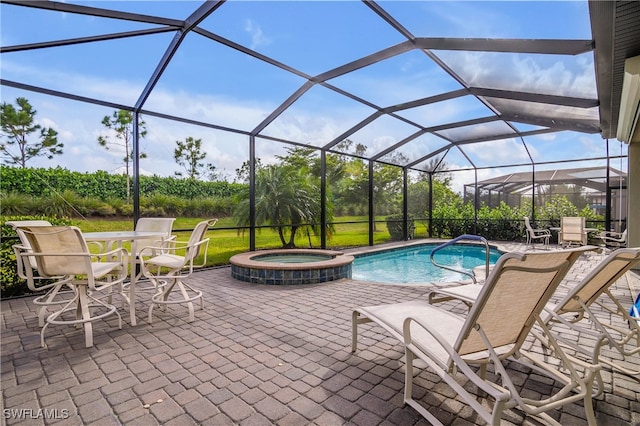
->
234, 164, 330, 248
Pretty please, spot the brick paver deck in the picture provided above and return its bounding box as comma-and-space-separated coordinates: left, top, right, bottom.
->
2, 242, 639, 425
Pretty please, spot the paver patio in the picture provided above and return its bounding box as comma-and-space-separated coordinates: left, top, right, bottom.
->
2, 242, 639, 425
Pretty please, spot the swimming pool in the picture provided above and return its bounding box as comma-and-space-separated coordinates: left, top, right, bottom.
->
352, 243, 504, 284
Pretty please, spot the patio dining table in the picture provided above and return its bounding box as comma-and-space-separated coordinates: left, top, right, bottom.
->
83, 230, 167, 326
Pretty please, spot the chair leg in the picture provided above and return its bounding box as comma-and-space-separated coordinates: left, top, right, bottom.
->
148, 278, 202, 323
177, 281, 195, 322
41, 293, 79, 348
41, 285, 120, 349
77, 286, 94, 348
36, 282, 72, 327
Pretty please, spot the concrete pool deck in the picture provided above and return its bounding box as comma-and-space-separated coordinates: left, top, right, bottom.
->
1, 241, 639, 425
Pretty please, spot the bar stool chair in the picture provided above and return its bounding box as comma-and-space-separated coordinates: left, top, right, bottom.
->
139, 219, 217, 324
19, 226, 128, 348
7, 220, 75, 327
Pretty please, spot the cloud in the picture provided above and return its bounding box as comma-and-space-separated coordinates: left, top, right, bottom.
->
435, 50, 596, 98
244, 19, 271, 50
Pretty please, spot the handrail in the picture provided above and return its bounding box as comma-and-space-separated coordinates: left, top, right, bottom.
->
430, 234, 490, 284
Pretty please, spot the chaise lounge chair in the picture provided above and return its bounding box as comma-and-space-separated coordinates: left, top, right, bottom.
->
541, 247, 640, 378
427, 247, 640, 379
352, 246, 599, 425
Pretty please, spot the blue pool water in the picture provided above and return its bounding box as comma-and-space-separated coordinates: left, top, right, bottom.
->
353, 244, 504, 284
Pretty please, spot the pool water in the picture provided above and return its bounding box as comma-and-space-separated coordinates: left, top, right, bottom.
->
252, 254, 333, 263
353, 244, 504, 284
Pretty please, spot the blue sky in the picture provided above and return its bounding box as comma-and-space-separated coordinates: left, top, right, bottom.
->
0, 1, 626, 191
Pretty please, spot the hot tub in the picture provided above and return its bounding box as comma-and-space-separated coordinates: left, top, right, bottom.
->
229, 249, 354, 285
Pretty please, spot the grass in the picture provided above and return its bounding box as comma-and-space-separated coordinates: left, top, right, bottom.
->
68, 216, 426, 266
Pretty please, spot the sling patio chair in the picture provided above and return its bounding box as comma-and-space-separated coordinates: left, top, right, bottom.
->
18, 226, 128, 348
597, 229, 627, 248
427, 247, 639, 379
560, 216, 587, 248
352, 246, 599, 426
130, 217, 177, 284
539, 247, 640, 378
427, 245, 599, 308
7, 220, 75, 327
138, 219, 217, 324
524, 216, 551, 249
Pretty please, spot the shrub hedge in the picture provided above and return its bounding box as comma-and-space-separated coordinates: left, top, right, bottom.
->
0, 166, 243, 218
1, 166, 245, 199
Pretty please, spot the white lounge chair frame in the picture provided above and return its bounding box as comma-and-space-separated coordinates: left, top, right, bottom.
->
352, 247, 599, 426
541, 247, 640, 378
427, 246, 639, 379
139, 219, 217, 323
597, 229, 627, 248
524, 216, 551, 249
19, 226, 128, 348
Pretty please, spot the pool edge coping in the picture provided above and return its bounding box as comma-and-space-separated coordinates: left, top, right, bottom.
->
229, 248, 354, 271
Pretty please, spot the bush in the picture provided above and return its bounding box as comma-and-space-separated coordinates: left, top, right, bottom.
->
386, 214, 415, 240
1, 166, 246, 199
0, 166, 246, 218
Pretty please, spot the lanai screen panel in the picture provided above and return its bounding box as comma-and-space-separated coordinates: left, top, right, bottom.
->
435, 121, 516, 145
524, 131, 608, 164
1, 9, 174, 106
0, 87, 143, 174
144, 33, 306, 132
332, 114, 421, 159
142, 116, 250, 181
62, 1, 198, 17
412, 152, 452, 173
507, 121, 551, 134
461, 137, 531, 168
377, 132, 450, 166
434, 50, 597, 98
379, 1, 592, 39
396, 95, 491, 129
328, 50, 460, 108
260, 85, 377, 147
198, 1, 405, 76
486, 98, 600, 133
1, 2, 172, 42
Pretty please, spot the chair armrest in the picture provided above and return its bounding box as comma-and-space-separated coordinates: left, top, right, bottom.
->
87, 240, 104, 252
138, 243, 185, 257
16, 248, 128, 290
135, 236, 178, 257
139, 238, 210, 278
91, 246, 129, 262
599, 231, 622, 239
532, 228, 551, 236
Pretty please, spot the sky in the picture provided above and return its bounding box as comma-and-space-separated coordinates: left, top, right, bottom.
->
0, 0, 628, 192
